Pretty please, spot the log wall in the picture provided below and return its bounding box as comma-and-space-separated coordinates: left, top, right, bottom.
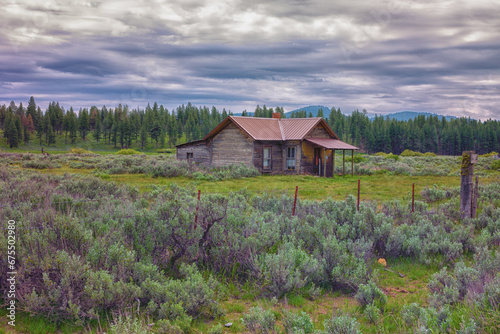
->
253, 141, 283, 174
211, 123, 254, 168
176, 141, 211, 166
305, 124, 332, 139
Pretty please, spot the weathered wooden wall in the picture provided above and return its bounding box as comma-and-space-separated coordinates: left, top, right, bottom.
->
301, 142, 333, 176
177, 141, 211, 166
282, 140, 301, 174
305, 124, 332, 139
253, 141, 283, 174
211, 123, 254, 168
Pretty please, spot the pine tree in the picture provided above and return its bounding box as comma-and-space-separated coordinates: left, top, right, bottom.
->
79, 109, 90, 140
168, 114, 178, 147
27, 96, 39, 130
6, 116, 19, 148
140, 124, 148, 149
47, 124, 56, 146
111, 122, 118, 148
94, 114, 102, 143
36, 113, 44, 145
14, 116, 22, 144
69, 112, 78, 144
23, 125, 30, 144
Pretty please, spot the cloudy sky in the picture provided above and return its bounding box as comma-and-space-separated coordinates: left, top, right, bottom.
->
1, 0, 499, 119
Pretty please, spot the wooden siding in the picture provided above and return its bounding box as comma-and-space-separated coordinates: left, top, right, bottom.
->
283, 140, 301, 175
211, 123, 254, 168
253, 141, 283, 174
301, 141, 333, 176
305, 124, 332, 139
177, 141, 211, 166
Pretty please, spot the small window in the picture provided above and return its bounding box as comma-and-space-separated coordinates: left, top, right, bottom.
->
186, 152, 193, 162
263, 147, 271, 169
287, 147, 296, 170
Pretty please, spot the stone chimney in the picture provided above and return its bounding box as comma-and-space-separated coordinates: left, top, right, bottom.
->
272, 112, 281, 119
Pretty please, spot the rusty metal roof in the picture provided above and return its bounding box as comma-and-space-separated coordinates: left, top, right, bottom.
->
230, 117, 283, 140
203, 116, 339, 141
280, 118, 339, 140
305, 138, 359, 150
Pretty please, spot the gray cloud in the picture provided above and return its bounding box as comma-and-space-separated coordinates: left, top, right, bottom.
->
0, 0, 499, 120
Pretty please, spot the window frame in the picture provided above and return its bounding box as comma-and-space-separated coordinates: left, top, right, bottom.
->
286, 146, 296, 170
263, 146, 272, 170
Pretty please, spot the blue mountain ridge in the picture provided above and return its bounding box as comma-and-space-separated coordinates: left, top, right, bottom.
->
233, 105, 458, 121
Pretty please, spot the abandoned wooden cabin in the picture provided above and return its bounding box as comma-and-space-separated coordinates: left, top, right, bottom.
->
176, 113, 358, 177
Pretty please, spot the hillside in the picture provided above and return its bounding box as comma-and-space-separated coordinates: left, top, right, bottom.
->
371, 111, 458, 121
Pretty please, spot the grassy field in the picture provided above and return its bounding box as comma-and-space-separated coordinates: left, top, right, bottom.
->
37, 165, 464, 201
1, 150, 500, 334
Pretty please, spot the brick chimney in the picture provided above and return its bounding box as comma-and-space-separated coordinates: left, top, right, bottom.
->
272, 112, 281, 119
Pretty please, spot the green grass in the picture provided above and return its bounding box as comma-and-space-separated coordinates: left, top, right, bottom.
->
37, 164, 479, 201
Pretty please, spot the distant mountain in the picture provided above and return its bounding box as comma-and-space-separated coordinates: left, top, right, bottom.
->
234, 107, 457, 121
370, 111, 458, 122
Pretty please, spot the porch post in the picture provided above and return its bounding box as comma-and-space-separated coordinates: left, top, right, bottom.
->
343, 150, 345, 175
332, 149, 335, 178
351, 150, 354, 176
323, 148, 327, 177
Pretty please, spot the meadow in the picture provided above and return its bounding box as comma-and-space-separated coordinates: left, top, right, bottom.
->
0, 150, 500, 334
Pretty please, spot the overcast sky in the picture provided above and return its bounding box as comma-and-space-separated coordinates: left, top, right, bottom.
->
1, 0, 499, 119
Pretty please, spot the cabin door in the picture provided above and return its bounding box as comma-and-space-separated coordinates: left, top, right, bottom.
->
313, 147, 321, 176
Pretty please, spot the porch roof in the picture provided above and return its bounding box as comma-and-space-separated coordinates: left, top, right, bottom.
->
305, 138, 359, 150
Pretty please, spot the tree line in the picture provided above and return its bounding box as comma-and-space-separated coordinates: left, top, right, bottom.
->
1, 97, 499, 155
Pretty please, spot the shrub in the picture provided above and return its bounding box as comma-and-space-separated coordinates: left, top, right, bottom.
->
401, 303, 423, 326
355, 281, 387, 310
479, 151, 499, 158
424, 152, 437, 157
156, 148, 175, 154
346, 155, 367, 163
154, 319, 184, 334
363, 303, 381, 324
142, 264, 222, 321
483, 273, 500, 309
283, 310, 315, 334
108, 314, 149, 334
22, 160, 61, 169
385, 153, 400, 161
428, 262, 478, 307
400, 149, 423, 157
323, 313, 361, 334
491, 159, 500, 171
319, 236, 370, 291
259, 241, 320, 297
458, 317, 477, 334
207, 323, 224, 334
69, 147, 94, 155
241, 307, 277, 333
372, 152, 388, 156
421, 185, 457, 202
116, 149, 143, 155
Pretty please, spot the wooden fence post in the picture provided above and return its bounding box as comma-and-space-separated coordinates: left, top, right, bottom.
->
460, 151, 477, 219
471, 176, 479, 219
292, 186, 298, 216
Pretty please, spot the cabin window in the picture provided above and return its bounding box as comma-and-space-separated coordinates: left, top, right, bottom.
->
287, 146, 296, 170
263, 147, 271, 169
186, 152, 193, 162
